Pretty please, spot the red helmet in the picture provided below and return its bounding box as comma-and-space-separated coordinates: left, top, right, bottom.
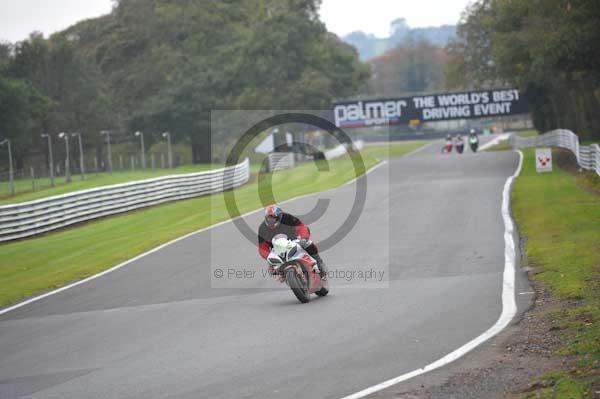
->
265, 205, 283, 229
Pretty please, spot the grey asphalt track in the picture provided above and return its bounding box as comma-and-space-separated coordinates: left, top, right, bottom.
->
0, 139, 530, 399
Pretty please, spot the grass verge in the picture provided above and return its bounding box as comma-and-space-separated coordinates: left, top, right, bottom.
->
513, 148, 600, 398
0, 141, 427, 308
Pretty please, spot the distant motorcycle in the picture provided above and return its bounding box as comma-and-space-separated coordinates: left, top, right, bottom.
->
267, 234, 329, 303
469, 135, 479, 153
455, 139, 465, 154
442, 142, 453, 154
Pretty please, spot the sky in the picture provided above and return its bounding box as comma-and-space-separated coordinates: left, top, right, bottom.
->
0, 0, 472, 43
319, 0, 472, 38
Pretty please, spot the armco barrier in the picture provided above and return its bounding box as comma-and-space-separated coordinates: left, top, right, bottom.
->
324, 140, 365, 160
267, 140, 365, 171
0, 159, 250, 243
267, 153, 295, 172
510, 129, 599, 176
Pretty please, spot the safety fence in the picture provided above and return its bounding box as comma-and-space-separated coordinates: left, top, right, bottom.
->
0, 159, 250, 243
324, 140, 365, 160
0, 151, 186, 198
267, 153, 296, 172
510, 129, 600, 176
266, 140, 365, 172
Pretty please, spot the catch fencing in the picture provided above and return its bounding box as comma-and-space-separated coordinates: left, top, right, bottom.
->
0, 151, 186, 198
0, 159, 250, 243
510, 129, 600, 176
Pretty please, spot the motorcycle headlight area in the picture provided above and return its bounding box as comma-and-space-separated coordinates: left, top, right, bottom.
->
272, 238, 291, 256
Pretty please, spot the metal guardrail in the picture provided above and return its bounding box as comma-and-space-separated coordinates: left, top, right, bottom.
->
324, 140, 365, 160
267, 153, 295, 172
510, 129, 599, 176
0, 159, 250, 243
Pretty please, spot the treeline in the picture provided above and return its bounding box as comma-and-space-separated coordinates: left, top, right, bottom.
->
0, 34, 112, 170
447, 0, 600, 139
366, 39, 447, 96
343, 18, 456, 61
0, 0, 369, 169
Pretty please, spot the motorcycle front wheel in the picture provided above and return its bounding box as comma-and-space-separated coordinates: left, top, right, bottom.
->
286, 268, 310, 303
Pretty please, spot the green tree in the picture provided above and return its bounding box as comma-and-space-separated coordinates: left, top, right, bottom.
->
447, 0, 600, 139
368, 39, 447, 96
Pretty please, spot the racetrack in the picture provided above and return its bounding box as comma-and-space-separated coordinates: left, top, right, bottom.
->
0, 140, 532, 399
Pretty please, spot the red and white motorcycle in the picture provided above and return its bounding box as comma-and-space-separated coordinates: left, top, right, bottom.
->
267, 234, 329, 303
442, 141, 453, 154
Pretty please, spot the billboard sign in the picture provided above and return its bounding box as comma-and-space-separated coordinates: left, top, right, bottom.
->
333, 89, 529, 129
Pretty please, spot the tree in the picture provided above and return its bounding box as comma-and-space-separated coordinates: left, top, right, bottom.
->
446, 0, 600, 139
3, 0, 370, 165
368, 39, 447, 96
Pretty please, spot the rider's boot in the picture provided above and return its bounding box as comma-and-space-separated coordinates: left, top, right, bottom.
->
313, 254, 328, 279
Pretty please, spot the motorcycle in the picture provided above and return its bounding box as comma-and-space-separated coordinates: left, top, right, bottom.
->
455, 139, 465, 154
442, 142, 453, 154
267, 234, 329, 303
469, 136, 479, 153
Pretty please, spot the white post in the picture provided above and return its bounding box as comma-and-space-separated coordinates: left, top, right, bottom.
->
41, 133, 55, 187
162, 132, 173, 169
59, 132, 71, 183
135, 131, 146, 170
0, 139, 15, 195
101, 130, 113, 173
72, 132, 85, 180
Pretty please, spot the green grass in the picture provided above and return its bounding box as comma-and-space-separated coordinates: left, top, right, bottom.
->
524, 372, 589, 399
513, 148, 600, 398
516, 129, 540, 138
0, 141, 427, 307
360, 140, 427, 159
0, 164, 216, 205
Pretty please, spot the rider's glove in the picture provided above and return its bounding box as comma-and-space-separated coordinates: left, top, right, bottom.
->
297, 239, 311, 249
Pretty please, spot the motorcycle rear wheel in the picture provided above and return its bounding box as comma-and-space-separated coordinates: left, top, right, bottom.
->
286, 268, 310, 303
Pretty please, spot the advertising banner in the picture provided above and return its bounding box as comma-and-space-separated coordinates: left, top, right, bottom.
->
333, 89, 530, 129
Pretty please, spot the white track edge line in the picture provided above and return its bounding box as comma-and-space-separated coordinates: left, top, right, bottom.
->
0, 157, 390, 316
404, 140, 439, 157
339, 149, 524, 399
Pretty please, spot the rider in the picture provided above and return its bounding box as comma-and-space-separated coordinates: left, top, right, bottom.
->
444, 134, 453, 152
469, 129, 479, 142
258, 205, 327, 278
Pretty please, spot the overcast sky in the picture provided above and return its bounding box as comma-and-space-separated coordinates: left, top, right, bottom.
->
0, 0, 472, 43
